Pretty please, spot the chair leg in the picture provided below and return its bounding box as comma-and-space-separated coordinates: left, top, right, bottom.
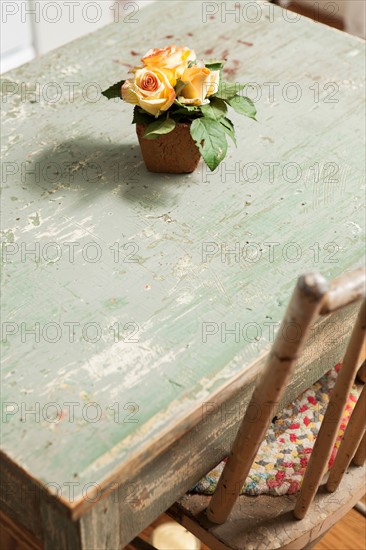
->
357, 360, 366, 383
326, 384, 366, 492
128, 537, 157, 550
294, 299, 366, 520
354, 501, 366, 517
207, 273, 328, 524
353, 431, 366, 466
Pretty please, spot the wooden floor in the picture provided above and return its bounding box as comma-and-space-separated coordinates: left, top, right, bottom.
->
314, 508, 366, 550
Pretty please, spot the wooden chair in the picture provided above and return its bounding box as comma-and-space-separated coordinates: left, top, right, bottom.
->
168, 269, 366, 550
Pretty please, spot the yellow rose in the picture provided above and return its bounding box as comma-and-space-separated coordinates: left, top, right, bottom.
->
141, 45, 196, 86
178, 67, 220, 106
205, 69, 220, 97
122, 67, 176, 117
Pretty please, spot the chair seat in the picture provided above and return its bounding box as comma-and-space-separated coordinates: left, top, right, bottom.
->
169, 463, 366, 550
192, 366, 361, 497
168, 272, 366, 549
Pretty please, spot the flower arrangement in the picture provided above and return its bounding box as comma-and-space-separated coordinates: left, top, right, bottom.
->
102, 45, 257, 172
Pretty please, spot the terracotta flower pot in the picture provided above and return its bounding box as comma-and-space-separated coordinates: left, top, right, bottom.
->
136, 122, 201, 174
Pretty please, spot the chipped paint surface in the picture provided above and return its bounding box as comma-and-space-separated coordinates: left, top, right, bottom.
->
1, 0, 365, 507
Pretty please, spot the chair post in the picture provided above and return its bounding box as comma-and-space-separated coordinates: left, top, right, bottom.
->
353, 431, 366, 466
294, 299, 366, 520
326, 383, 366, 492
206, 273, 328, 524
320, 267, 365, 314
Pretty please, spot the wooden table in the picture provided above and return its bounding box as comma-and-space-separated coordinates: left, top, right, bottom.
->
1, 1, 364, 548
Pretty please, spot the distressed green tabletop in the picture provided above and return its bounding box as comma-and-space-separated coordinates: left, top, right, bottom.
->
1, 1, 365, 547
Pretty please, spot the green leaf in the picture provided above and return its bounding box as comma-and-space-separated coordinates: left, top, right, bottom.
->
215, 81, 246, 100
190, 118, 228, 171
173, 100, 198, 112
171, 109, 197, 117
200, 97, 227, 121
220, 117, 237, 145
205, 60, 225, 72
101, 80, 125, 100
132, 106, 154, 125
228, 96, 257, 120
143, 117, 176, 140
170, 102, 201, 123
171, 103, 200, 121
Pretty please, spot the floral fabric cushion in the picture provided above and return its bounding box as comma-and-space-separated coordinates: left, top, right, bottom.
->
193, 365, 360, 496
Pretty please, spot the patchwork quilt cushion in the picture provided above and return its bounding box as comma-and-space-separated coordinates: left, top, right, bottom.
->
193, 365, 360, 496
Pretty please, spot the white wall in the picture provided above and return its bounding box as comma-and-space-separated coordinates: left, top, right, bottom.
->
1, 1, 158, 73
1, 1, 35, 73
0, 1, 155, 73
30, 0, 115, 55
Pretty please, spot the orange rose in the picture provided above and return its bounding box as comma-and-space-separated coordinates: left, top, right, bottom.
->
122, 67, 176, 117
141, 45, 196, 86
178, 67, 220, 106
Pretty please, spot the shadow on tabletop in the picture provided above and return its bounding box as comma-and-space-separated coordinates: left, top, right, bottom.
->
24, 136, 197, 209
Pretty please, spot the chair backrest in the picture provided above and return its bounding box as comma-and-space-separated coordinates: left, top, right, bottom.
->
206, 268, 366, 524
